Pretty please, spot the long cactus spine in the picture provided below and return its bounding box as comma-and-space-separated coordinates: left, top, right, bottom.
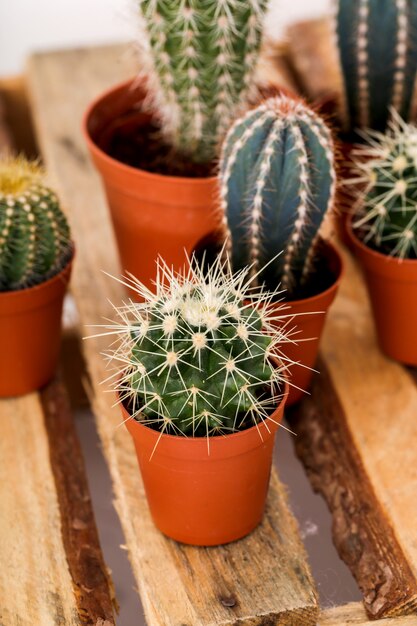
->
138, 0, 268, 164
220, 96, 336, 294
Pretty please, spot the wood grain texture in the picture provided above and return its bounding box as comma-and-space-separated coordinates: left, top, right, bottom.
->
41, 380, 116, 625
0, 393, 84, 626
288, 246, 417, 620
319, 602, 417, 625
27, 44, 319, 626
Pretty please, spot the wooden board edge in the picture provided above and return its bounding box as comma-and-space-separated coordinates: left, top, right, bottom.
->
287, 362, 417, 620
319, 601, 417, 625
41, 379, 117, 625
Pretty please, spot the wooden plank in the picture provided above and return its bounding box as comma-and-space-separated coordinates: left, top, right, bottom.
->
0, 77, 115, 626
0, 380, 115, 626
319, 602, 417, 625
0, 77, 38, 158
285, 18, 344, 114
288, 245, 417, 620
27, 43, 319, 626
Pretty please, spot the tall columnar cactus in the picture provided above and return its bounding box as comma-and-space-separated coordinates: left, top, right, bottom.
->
138, 0, 268, 164
219, 96, 336, 295
350, 112, 417, 258
333, 0, 417, 133
101, 256, 289, 437
0, 157, 71, 291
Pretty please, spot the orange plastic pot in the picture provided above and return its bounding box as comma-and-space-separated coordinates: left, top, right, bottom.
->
270, 241, 343, 405
83, 79, 221, 292
347, 219, 417, 365
123, 381, 288, 546
0, 255, 73, 397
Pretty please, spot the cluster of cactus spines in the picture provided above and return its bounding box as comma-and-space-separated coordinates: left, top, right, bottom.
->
138, 0, 268, 164
98, 255, 290, 439
0, 157, 71, 291
333, 0, 417, 134
219, 96, 336, 294
350, 111, 417, 258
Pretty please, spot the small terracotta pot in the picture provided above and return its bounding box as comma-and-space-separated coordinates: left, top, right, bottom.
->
347, 219, 417, 365
83, 79, 221, 292
270, 241, 343, 405
0, 256, 73, 397
122, 381, 288, 546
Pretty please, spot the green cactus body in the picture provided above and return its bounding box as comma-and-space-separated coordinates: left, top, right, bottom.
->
219, 96, 336, 295
105, 257, 288, 437
138, 0, 268, 163
351, 113, 417, 258
334, 0, 417, 133
0, 158, 71, 291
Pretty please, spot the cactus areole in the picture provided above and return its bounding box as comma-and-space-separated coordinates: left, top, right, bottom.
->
334, 0, 417, 135
100, 255, 289, 438
0, 157, 72, 291
350, 112, 417, 258
137, 0, 268, 165
219, 96, 336, 298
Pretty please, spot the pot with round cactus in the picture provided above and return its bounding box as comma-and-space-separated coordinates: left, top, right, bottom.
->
347, 113, 417, 365
84, 0, 273, 292
330, 0, 417, 242
97, 255, 289, 546
0, 157, 73, 397
197, 96, 343, 405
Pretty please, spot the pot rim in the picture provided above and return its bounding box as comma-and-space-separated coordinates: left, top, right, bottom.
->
0, 244, 75, 303
83, 77, 217, 186
346, 214, 417, 268
120, 377, 289, 446
277, 238, 344, 309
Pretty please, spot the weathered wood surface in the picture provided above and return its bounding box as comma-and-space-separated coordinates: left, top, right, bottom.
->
0, 80, 115, 626
319, 602, 417, 625
27, 44, 319, 625
285, 18, 344, 115
288, 245, 417, 620
0, 381, 115, 626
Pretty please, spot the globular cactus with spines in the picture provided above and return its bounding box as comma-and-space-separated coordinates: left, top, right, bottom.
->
350, 112, 417, 258
138, 0, 268, 164
333, 0, 417, 134
219, 96, 336, 295
0, 157, 72, 291
100, 255, 289, 437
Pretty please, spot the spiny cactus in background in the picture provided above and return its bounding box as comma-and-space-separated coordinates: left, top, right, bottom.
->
350, 111, 417, 258
219, 96, 336, 295
99, 255, 289, 437
138, 0, 268, 164
0, 157, 71, 291
333, 0, 417, 134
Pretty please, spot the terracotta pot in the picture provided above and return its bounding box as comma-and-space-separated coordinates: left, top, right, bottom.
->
83, 79, 221, 293
347, 218, 417, 365
270, 240, 343, 405
123, 380, 288, 546
0, 255, 73, 397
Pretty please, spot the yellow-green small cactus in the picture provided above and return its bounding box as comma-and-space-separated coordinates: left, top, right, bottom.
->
0, 157, 71, 291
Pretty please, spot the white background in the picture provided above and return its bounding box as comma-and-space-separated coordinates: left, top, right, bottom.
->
0, 0, 330, 77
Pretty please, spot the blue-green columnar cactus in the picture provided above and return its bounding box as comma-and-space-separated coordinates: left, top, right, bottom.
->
0, 157, 71, 291
138, 0, 268, 163
219, 96, 336, 295
351, 112, 417, 258
334, 0, 417, 133
102, 255, 288, 437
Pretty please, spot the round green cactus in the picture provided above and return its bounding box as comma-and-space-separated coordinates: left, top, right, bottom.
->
350, 112, 417, 258
138, 0, 268, 164
102, 255, 288, 437
219, 96, 336, 295
0, 157, 72, 291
